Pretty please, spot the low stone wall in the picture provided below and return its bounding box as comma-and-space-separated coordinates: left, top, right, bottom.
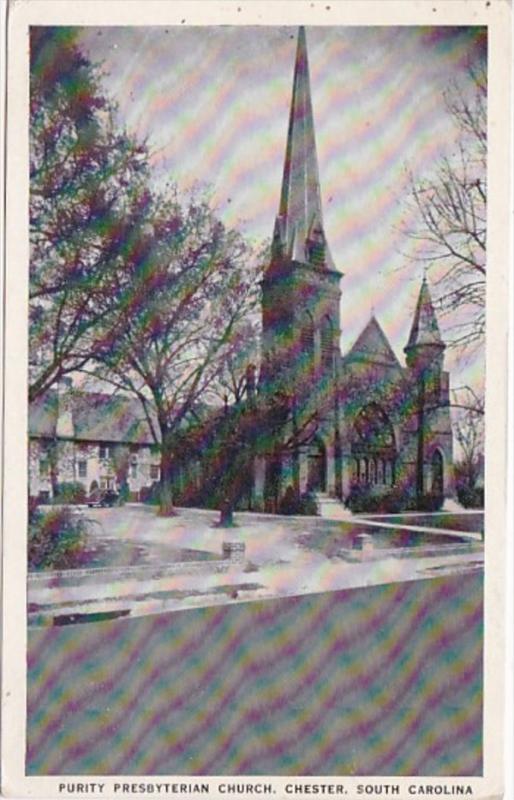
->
29, 541, 247, 587
340, 540, 479, 563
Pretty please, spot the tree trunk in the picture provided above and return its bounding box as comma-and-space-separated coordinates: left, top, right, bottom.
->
49, 439, 59, 499
218, 496, 235, 527
159, 432, 176, 516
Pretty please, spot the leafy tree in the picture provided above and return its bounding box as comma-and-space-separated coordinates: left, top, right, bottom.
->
29, 27, 148, 401
181, 383, 319, 523
406, 65, 486, 350
92, 185, 262, 516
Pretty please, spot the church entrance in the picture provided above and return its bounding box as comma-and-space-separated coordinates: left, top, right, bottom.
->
307, 440, 326, 492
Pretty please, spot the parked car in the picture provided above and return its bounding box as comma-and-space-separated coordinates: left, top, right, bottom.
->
87, 489, 119, 508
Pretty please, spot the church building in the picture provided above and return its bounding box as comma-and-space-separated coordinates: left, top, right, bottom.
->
255, 27, 453, 511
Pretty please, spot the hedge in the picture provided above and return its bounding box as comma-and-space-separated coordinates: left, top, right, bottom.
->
28, 507, 91, 571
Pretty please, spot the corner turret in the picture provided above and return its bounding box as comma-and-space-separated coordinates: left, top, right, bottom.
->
404, 276, 445, 375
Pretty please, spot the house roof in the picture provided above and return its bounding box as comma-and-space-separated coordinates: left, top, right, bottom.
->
29, 390, 158, 445
343, 315, 401, 367
29, 391, 58, 438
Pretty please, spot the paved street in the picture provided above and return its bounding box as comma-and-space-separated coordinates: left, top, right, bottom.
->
27, 571, 483, 776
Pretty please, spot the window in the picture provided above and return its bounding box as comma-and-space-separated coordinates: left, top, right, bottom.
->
320, 316, 334, 370
300, 311, 315, 364
352, 403, 397, 486
130, 462, 138, 479
99, 445, 110, 460
354, 403, 395, 450
77, 460, 87, 478
150, 465, 160, 481
39, 459, 49, 477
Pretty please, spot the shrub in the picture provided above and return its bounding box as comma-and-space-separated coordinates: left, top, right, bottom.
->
53, 481, 86, 505
117, 482, 129, 504
457, 486, 484, 509
415, 491, 444, 512
278, 486, 297, 515
140, 482, 161, 505
277, 487, 319, 516
298, 491, 319, 516
345, 482, 435, 513
344, 482, 393, 513
28, 507, 91, 570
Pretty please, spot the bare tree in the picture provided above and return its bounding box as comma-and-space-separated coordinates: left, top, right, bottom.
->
452, 385, 484, 495
406, 65, 486, 350
209, 316, 261, 406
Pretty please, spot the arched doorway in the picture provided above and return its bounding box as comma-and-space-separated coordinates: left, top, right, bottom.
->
431, 450, 444, 498
307, 439, 327, 492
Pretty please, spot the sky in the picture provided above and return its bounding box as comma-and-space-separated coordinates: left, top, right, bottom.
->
78, 25, 486, 391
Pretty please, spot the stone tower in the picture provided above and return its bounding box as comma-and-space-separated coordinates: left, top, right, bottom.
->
404, 277, 452, 499
259, 27, 343, 509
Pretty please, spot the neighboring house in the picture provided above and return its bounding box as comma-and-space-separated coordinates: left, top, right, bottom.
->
29, 383, 160, 501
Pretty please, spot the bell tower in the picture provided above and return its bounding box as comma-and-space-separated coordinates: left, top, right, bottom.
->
404, 276, 449, 500
260, 27, 343, 506
261, 27, 341, 400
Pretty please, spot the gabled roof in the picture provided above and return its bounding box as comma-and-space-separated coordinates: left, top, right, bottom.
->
343, 315, 401, 367
73, 393, 157, 444
274, 27, 335, 270
29, 391, 58, 438
29, 391, 158, 445
405, 277, 444, 350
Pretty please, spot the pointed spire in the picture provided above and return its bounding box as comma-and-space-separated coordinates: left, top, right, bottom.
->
274, 27, 335, 270
405, 277, 444, 351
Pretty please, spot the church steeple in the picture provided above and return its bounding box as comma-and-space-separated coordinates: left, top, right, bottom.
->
404, 276, 445, 370
405, 277, 444, 351
272, 27, 334, 270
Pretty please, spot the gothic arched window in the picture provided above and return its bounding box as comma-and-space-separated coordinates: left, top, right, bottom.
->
352, 403, 396, 485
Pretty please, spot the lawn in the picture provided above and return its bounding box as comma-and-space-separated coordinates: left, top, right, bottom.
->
296, 528, 469, 559
362, 512, 484, 534
77, 535, 218, 568
30, 505, 479, 573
